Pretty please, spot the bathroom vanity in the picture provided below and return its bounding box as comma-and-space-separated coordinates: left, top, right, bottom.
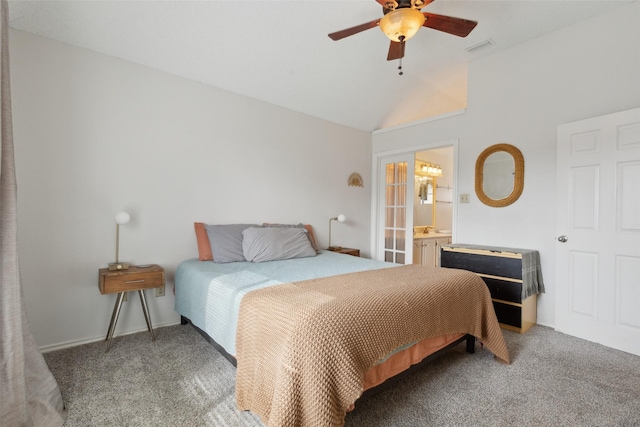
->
413, 232, 452, 267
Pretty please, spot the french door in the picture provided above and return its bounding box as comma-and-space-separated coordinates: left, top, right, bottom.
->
555, 107, 640, 356
377, 153, 414, 264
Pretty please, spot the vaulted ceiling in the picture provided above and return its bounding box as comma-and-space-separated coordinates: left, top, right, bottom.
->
7, 0, 633, 132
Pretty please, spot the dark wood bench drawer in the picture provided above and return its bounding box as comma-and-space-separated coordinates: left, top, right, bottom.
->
492, 301, 522, 329
481, 276, 522, 304
440, 251, 522, 279
439, 245, 538, 334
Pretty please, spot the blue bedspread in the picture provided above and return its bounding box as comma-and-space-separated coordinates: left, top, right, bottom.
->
174, 251, 394, 356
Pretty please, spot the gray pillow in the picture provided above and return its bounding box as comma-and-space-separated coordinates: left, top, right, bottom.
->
262, 222, 319, 253
205, 224, 259, 263
242, 227, 317, 263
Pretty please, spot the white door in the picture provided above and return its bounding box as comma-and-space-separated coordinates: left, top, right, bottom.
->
556, 107, 640, 356
377, 153, 414, 264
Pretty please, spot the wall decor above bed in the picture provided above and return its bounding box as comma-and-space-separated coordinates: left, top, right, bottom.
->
348, 172, 363, 187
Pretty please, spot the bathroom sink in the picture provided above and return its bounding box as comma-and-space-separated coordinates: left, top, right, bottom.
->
414, 232, 451, 238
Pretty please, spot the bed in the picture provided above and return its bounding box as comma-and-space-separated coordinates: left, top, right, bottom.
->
175, 223, 510, 427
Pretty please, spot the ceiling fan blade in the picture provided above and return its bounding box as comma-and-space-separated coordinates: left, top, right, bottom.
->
387, 40, 405, 61
422, 12, 478, 37
328, 19, 381, 41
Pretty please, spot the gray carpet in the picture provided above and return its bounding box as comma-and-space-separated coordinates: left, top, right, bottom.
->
44, 324, 640, 427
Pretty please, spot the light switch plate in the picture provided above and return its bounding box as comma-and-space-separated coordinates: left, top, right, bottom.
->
460, 194, 470, 203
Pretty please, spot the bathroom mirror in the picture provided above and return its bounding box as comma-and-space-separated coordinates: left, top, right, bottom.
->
418, 178, 434, 205
414, 175, 436, 228
475, 143, 524, 207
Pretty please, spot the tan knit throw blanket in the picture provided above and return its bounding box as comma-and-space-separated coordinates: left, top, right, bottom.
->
236, 265, 510, 427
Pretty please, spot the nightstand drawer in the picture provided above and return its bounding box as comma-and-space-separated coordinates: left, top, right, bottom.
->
99, 265, 164, 294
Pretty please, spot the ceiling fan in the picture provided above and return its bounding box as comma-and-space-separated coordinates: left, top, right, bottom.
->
328, 0, 478, 65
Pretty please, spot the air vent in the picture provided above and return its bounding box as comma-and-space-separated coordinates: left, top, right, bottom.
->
465, 39, 494, 53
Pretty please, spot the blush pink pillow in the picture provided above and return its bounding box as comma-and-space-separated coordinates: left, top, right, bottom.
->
194, 222, 213, 261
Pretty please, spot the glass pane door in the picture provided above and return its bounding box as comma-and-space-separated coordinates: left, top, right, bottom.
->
378, 154, 414, 264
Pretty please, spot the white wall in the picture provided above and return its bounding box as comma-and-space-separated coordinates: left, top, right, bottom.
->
10, 30, 373, 350
372, 2, 640, 328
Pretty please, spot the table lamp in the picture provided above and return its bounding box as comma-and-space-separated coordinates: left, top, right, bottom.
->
328, 214, 346, 250
109, 211, 131, 271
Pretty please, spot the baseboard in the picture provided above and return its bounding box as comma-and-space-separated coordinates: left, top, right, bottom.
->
40, 320, 182, 353
536, 320, 554, 329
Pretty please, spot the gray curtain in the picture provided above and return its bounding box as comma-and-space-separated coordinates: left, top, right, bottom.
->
0, 2, 67, 425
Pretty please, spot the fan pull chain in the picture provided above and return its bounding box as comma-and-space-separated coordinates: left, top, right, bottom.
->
398, 36, 405, 75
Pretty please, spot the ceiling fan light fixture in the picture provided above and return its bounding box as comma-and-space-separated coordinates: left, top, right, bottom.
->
379, 8, 425, 42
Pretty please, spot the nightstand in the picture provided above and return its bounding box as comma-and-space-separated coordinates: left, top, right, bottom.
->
327, 247, 360, 257
99, 264, 164, 351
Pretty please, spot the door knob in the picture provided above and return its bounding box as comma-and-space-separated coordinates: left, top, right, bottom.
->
557, 235, 568, 243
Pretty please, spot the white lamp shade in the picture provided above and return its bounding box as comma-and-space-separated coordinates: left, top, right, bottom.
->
337, 214, 346, 223
114, 212, 131, 225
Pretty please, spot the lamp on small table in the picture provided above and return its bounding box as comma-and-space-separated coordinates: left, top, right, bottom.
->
109, 211, 131, 271
328, 214, 346, 250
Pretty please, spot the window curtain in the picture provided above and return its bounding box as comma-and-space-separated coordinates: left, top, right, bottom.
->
0, 2, 67, 425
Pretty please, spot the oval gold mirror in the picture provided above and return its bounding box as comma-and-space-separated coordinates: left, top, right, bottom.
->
475, 143, 524, 207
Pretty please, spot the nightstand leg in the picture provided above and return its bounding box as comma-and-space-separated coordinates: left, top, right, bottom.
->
138, 290, 155, 342
105, 292, 125, 352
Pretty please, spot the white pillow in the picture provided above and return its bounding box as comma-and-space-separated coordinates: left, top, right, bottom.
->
242, 227, 317, 263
